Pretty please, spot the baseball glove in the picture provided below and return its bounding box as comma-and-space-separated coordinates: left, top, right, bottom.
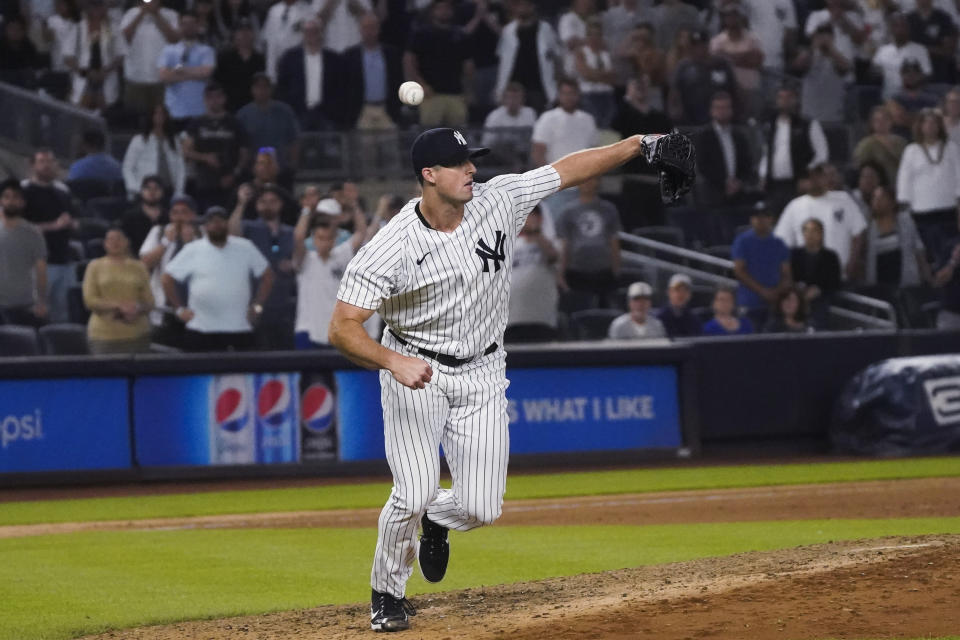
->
640, 133, 696, 204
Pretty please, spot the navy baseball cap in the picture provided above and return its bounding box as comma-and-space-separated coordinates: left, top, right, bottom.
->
170, 194, 198, 212
202, 205, 229, 223
411, 128, 489, 178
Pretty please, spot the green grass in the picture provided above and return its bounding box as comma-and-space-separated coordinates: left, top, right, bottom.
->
1, 517, 958, 640
2, 457, 959, 526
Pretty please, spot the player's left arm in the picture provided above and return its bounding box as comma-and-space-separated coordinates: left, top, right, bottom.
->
552, 135, 658, 189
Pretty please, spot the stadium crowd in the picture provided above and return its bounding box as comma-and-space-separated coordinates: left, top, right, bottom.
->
2, 0, 960, 354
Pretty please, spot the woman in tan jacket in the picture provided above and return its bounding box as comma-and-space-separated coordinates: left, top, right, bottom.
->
82, 228, 154, 354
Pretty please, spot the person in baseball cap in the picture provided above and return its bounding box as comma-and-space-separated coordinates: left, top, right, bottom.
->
655, 273, 701, 337
411, 128, 490, 183
607, 281, 668, 340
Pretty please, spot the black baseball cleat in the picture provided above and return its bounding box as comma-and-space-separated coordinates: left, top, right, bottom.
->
370, 589, 416, 632
418, 514, 450, 583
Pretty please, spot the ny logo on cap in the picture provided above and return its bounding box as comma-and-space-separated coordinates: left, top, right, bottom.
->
453, 130, 467, 146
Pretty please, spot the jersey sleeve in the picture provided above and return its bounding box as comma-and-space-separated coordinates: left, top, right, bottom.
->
337, 231, 405, 310
485, 165, 563, 234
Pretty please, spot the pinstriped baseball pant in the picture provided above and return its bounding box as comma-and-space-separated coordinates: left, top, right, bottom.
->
371, 344, 510, 598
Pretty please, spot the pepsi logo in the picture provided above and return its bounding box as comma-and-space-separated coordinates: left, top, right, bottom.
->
215, 388, 249, 432
302, 383, 335, 433
258, 379, 291, 428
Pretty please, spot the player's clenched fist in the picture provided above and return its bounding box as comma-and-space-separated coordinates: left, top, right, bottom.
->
389, 354, 433, 390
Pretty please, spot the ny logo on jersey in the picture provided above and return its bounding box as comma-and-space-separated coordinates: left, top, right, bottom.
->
453, 130, 468, 146
476, 230, 506, 272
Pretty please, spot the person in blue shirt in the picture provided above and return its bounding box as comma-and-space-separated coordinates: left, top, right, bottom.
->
702, 285, 755, 336
157, 11, 216, 123
731, 203, 792, 326
67, 130, 124, 185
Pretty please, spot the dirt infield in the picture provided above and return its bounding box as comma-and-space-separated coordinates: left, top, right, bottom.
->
17, 476, 950, 639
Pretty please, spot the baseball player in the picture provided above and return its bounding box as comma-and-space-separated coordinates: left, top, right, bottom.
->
329, 127, 693, 632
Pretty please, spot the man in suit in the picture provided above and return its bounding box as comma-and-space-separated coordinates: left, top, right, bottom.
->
275, 18, 351, 130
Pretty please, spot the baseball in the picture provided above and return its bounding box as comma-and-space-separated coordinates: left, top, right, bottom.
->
398, 81, 424, 106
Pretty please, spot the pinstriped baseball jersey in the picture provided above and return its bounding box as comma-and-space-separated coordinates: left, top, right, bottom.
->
337, 165, 562, 358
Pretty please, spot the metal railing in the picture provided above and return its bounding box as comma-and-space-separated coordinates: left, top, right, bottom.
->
618, 231, 898, 331
0, 80, 108, 163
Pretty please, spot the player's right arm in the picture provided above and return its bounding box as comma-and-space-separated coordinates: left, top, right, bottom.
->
329, 302, 432, 390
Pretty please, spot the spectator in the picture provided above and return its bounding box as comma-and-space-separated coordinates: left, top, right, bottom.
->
237, 74, 300, 172
556, 176, 621, 308
669, 29, 738, 125
0, 179, 48, 327
558, 0, 594, 78
157, 11, 216, 123
260, 0, 315, 80
864, 184, 931, 290
933, 223, 960, 329
853, 105, 908, 186
120, 175, 169, 254
44, 0, 79, 75
21, 149, 76, 324
690, 92, 756, 244
664, 27, 693, 80
701, 285, 754, 335
62, 0, 123, 112
193, 0, 223, 47
656, 273, 700, 338
775, 164, 866, 280
653, 0, 701, 51
67, 130, 124, 185
299, 183, 323, 219
789, 217, 841, 326
850, 161, 886, 223
732, 204, 791, 319
531, 79, 597, 166
0, 16, 41, 88
616, 23, 667, 109
573, 17, 617, 128
603, 0, 651, 78
457, 0, 506, 119
888, 59, 941, 129
709, 3, 764, 118
896, 108, 960, 264
227, 183, 298, 349
943, 86, 960, 145
162, 206, 274, 352
793, 23, 852, 123
82, 228, 154, 354
292, 206, 367, 349
907, 0, 958, 84
365, 193, 406, 241
481, 82, 537, 168
608, 281, 667, 339
275, 18, 347, 130
763, 287, 810, 333
214, 18, 266, 112
239, 151, 299, 222
343, 13, 404, 130
120, 0, 179, 117
494, 0, 561, 114
739, 0, 797, 73
760, 86, 830, 220
121, 103, 187, 197
316, 0, 372, 54
376, 0, 419, 52
181, 83, 249, 210
506, 205, 560, 343
804, 0, 866, 70
139, 194, 200, 337
873, 12, 932, 101
404, 0, 474, 127
216, 0, 261, 44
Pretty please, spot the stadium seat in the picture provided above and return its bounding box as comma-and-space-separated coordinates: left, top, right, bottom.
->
75, 217, 110, 243
558, 290, 598, 314
87, 195, 127, 221
75, 259, 90, 282
630, 225, 685, 247
569, 309, 623, 340
821, 123, 852, 164
67, 178, 115, 204
86, 238, 105, 259
0, 325, 41, 356
690, 306, 713, 326
38, 324, 89, 355
689, 284, 717, 308
67, 286, 90, 324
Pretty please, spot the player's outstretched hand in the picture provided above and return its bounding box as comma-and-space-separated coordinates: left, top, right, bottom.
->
390, 354, 433, 390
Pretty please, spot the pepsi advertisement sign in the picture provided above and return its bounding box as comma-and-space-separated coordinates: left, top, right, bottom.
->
336, 366, 682, 461
0, 378, 131, 473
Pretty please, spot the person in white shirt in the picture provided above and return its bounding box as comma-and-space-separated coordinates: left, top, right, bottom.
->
943, 87, 960, 146
531, 79, 598, 166
506, 205, 560, 343
293, 203, 367, 348
494, 0, 562, 113
804, 0, 867, 66
896, 108, 960, 264
710, 3, 764, 117
162, 206, 274, 352
573, 18, 617, 128
316, 0, 371, 53
775, 163, 867, 280
608, 281, 667, 340
872, 11, 932, 100
557, 0, 594, 78
121, 103, 186, 197
739, 0, 797, 72
260, 0, 316, 80
481, 82, 537, 168
44, 0, 78, 73
602, 0, 651, 69
119, 0, 179, 116
63, 0, 124, 111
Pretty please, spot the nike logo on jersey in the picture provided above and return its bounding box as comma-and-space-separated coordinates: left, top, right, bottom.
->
476, 230, 506, 272
416, 252, 431, 265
